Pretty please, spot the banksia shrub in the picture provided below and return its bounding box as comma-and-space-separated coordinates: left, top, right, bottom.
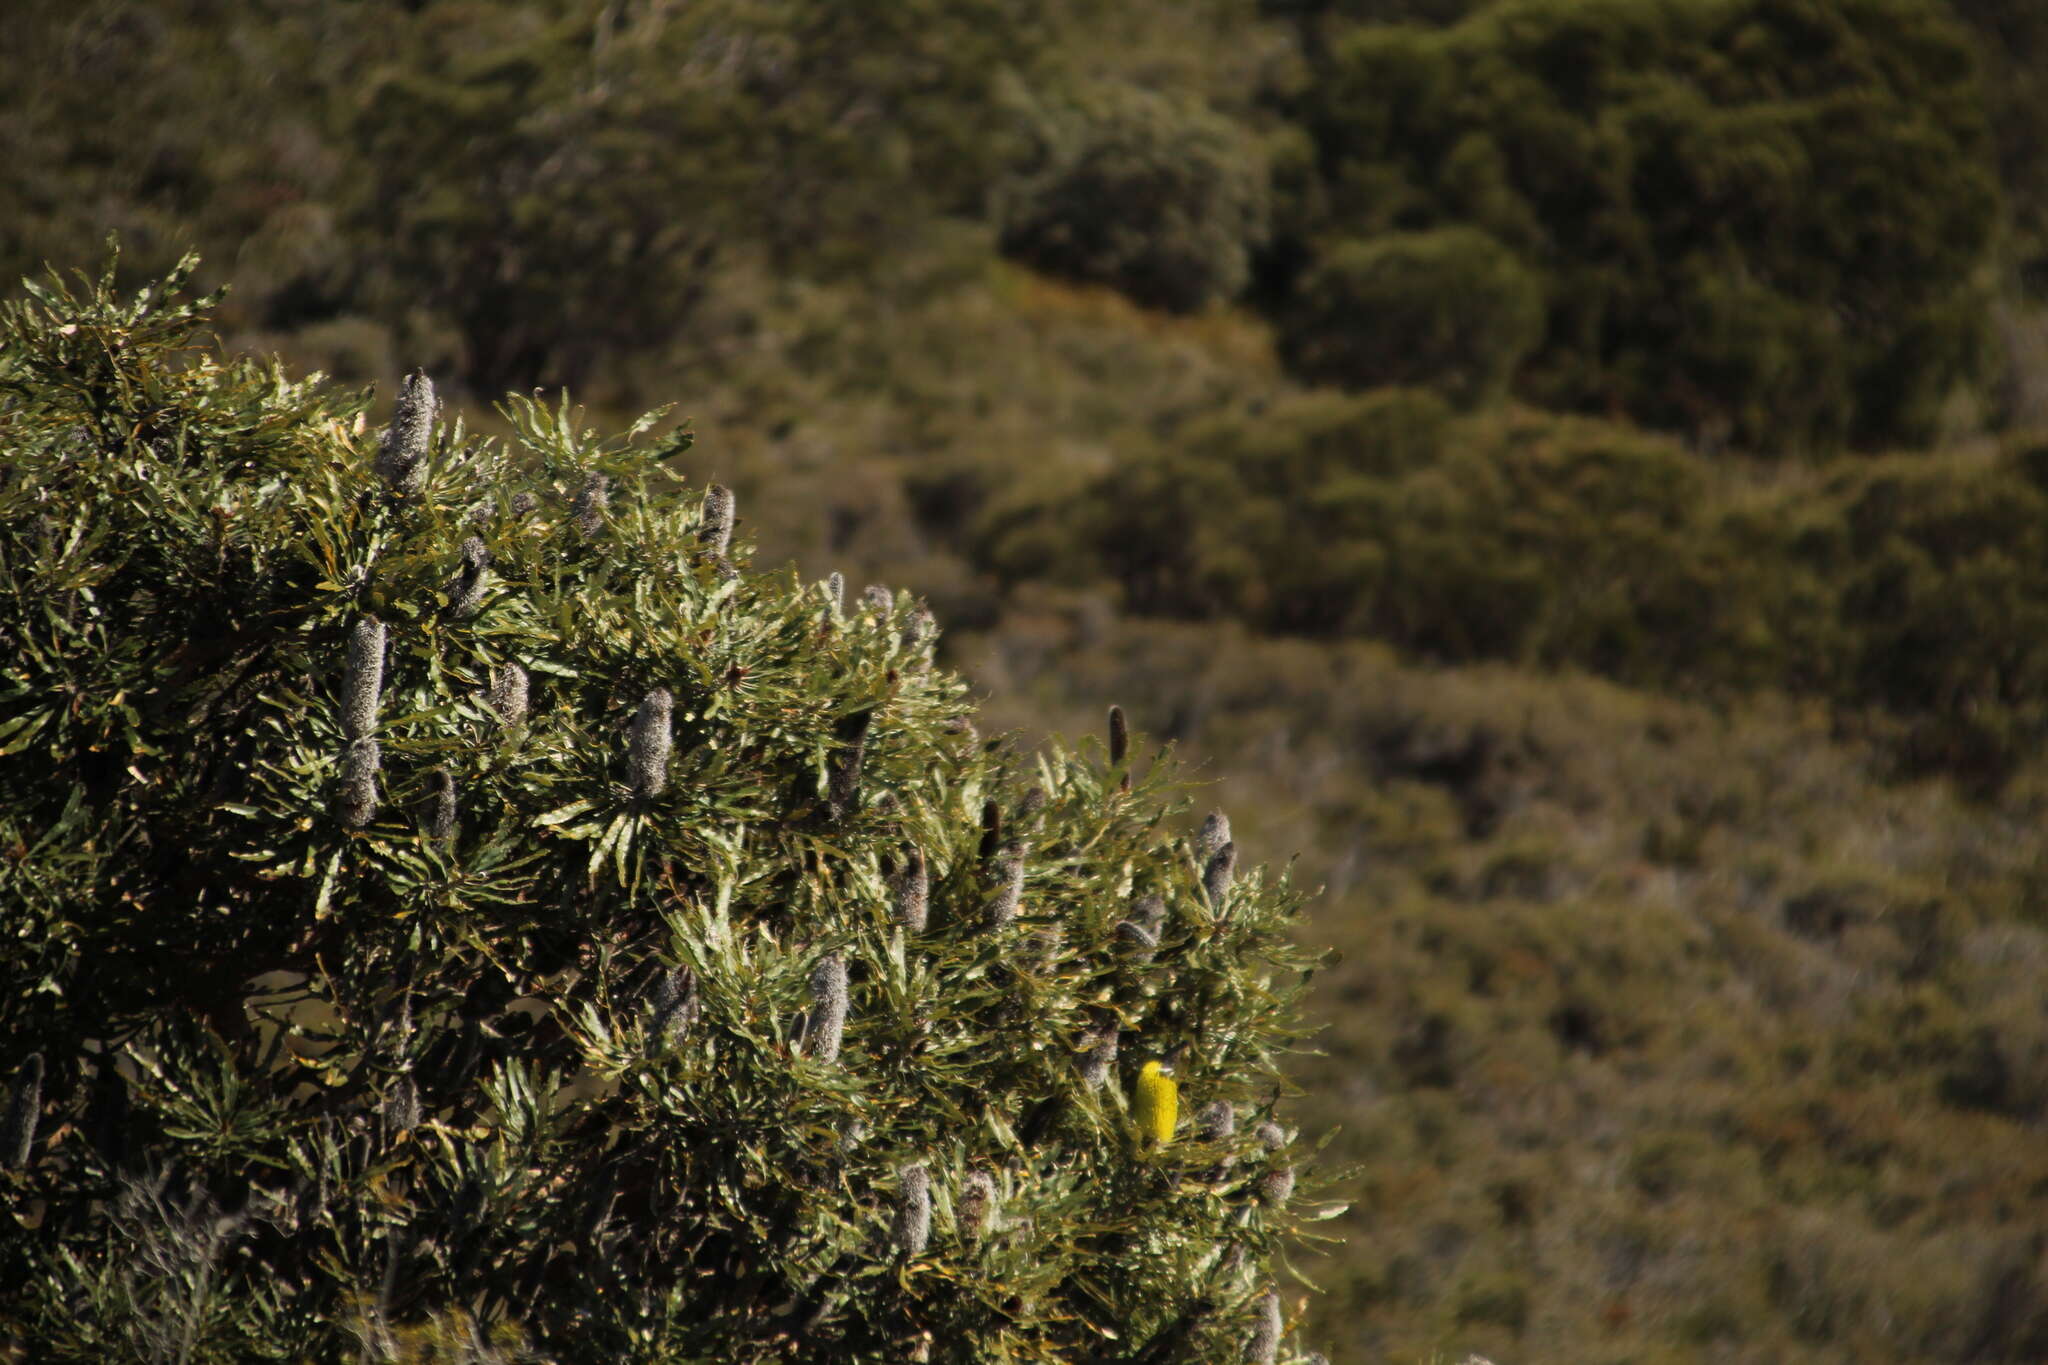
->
0, 255, 1331, 1361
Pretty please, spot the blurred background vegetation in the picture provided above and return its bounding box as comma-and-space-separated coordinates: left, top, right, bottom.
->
10, 0, 2048, 1357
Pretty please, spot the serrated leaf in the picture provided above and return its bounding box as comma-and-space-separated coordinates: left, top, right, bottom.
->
535, 799, 598, 827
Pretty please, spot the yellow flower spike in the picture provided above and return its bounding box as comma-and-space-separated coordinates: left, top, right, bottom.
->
1134, 1058, 1179, 1148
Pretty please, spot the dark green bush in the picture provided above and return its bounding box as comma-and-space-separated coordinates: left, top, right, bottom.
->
1279, 229, 1543, 408
1283, 0, 2001, 449
998, 84, 1270, 313
972, 397, 2048, 784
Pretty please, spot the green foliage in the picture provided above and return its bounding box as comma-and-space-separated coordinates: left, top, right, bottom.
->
998, 83, 1271, 314
1949, 0, 2048, 287
349, 0, 1059, 395
0, 0, 1061, 400
975, 394, 2048, 787
0, 257, 1332, 1362
1279, 229, 1543, 407
1283, 0, 2002, 449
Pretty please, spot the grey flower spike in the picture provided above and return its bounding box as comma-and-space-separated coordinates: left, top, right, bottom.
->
825, 572, 845, 614
445, 536, 490, 619
893, 847, 929, 933
374, 371, 436, 494
2, 1053, 43, 1170
1199, 1101, 1238, 1182
629, 688, 673, 799
429, 767, 457, 842
1080, 1026, 1119, 1089
343, 617, 386, 740
572, 471, 610, 537
488, 663, 529, 728
1115, 919, 1159, 952
1117, 894, 1166, 960
338, 738, 382, 827
1016, 786, 1046, 829
1203, 841, 1237, 914
1249, 1288, 1281, 1365
985, 843, 1026, 928
1255, 1120, 1293, 1207
861, 583, 893, 615
804, 954, 848, 1063
895, 1164, 931, 1258
1199, 811, 1232, 862
699, 484, 735, 556
1198, 1101, 1237, 1143
385, 1075, 420, 1134
509, 491, 538, 518
958, 1170, 997, 1244
826, 709, 873, 821
901, 604, 935, 654
650, 966, 700, 1046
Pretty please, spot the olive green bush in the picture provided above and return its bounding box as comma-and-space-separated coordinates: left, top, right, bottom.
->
1278, 229, 1543, 407
998, 83, 1270, 314
1281, 0, 2001, 450
0, 256, 1333, 1362
973, 394, 2048, 787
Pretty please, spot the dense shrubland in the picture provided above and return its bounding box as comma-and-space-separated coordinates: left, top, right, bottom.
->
1272, 0, 2003, 449
973, 394, 2048, 788
959, 604, 2048, 1364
